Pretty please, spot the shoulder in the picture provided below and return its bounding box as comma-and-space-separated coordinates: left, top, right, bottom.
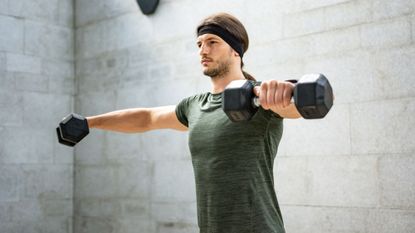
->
176, 92, 209, 112
178, 92, 210, 105
175, 92, 209, 127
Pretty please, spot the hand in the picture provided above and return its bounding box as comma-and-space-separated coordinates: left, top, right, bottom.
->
253, 80, 295, 111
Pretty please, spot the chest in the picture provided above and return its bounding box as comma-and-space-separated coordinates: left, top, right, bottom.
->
187, 107, 267, 157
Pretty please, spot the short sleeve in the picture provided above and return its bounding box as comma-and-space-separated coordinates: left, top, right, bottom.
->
175, 97, 190, 127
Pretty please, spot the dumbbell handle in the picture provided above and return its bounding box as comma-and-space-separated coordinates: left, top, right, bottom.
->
252, 97, 295, 108
252, 97, 261, 107
251, 91, 295, 108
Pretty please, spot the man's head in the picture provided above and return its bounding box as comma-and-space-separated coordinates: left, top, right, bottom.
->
196, 13, 251, 79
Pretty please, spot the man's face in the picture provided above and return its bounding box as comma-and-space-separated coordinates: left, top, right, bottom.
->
196, 34, 234, 78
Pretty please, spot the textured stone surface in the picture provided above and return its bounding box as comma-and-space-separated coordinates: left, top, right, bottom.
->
73, 0, 415, 232
351, 98, 415, 154
282, 205, 370, 233
276, 155, 379, 207
278, 103, 350, 156
0, 15, 24, 53
283, 205, 415, 233
25, 20, 73, 60
6, 53, 42, 74
373, 0, 415, 20
361, 18, 412, 49
1, 0, 414, 232
0, 0, 74, 232
379, 155, 415, 209
151, 161, 196, 202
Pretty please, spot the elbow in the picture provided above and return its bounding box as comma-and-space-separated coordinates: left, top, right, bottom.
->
135, 109, 153, 132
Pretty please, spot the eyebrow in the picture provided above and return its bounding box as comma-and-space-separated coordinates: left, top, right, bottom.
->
196, 36, 220, 44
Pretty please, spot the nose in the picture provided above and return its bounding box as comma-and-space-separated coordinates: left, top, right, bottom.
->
199, 43, 209, 56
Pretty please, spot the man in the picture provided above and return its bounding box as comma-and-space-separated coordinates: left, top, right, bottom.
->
87, 12, 300, 233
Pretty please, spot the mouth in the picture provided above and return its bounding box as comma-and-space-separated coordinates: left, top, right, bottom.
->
201, 58, 213, 66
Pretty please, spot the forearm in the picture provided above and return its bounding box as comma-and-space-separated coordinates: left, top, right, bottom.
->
270, 103, 301, 119
86, 108, 152, 133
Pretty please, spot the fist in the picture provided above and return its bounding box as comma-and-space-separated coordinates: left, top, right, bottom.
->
253, 80, 295, 110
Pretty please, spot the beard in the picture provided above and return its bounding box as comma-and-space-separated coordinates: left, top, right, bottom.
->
203, 59, 231, 78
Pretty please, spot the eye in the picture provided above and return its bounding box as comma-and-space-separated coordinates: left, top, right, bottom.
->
197, 42, 201, 48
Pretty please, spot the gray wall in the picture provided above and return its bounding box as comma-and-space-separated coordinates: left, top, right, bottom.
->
0, 0, 74, 233
74, 0, 415, 233
1, 0, 414, 233
74, 0, 203, 232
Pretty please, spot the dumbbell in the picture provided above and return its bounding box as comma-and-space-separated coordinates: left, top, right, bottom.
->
222, 73, 333, 122
56, 113, 89, 147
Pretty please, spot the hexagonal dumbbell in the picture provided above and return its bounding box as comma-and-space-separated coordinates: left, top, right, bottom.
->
222, 73, 333, 122
56, 113, 89, 147
293, 74, 333, 119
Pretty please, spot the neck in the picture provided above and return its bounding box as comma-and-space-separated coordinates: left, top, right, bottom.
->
210, 67, 245, 94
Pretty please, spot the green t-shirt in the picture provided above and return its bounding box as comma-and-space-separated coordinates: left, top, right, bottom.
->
175, 92, 285, 233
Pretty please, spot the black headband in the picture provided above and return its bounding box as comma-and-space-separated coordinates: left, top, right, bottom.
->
197, 24, 244, 58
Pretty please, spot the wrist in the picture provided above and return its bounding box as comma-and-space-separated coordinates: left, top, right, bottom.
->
86, 116, 95, 128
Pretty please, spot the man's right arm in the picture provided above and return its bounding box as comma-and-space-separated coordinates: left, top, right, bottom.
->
86, 105, 187, 133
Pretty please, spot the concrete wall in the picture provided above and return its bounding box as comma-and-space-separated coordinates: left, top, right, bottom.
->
74, 0, 415, 232
273, 1, 415, 232
0, 0, 74, 232
1, 0, 414, 233
74, 0, 415, 233
74, 0, 201, 232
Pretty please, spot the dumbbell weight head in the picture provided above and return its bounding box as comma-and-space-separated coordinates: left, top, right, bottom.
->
294, 74, 333, 119
56, 113, 89, 147
56, 127, 76, 146
222, 80, 257, 122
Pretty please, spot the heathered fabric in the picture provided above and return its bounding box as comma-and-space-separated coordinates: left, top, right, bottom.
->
175, 92, 286, 233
